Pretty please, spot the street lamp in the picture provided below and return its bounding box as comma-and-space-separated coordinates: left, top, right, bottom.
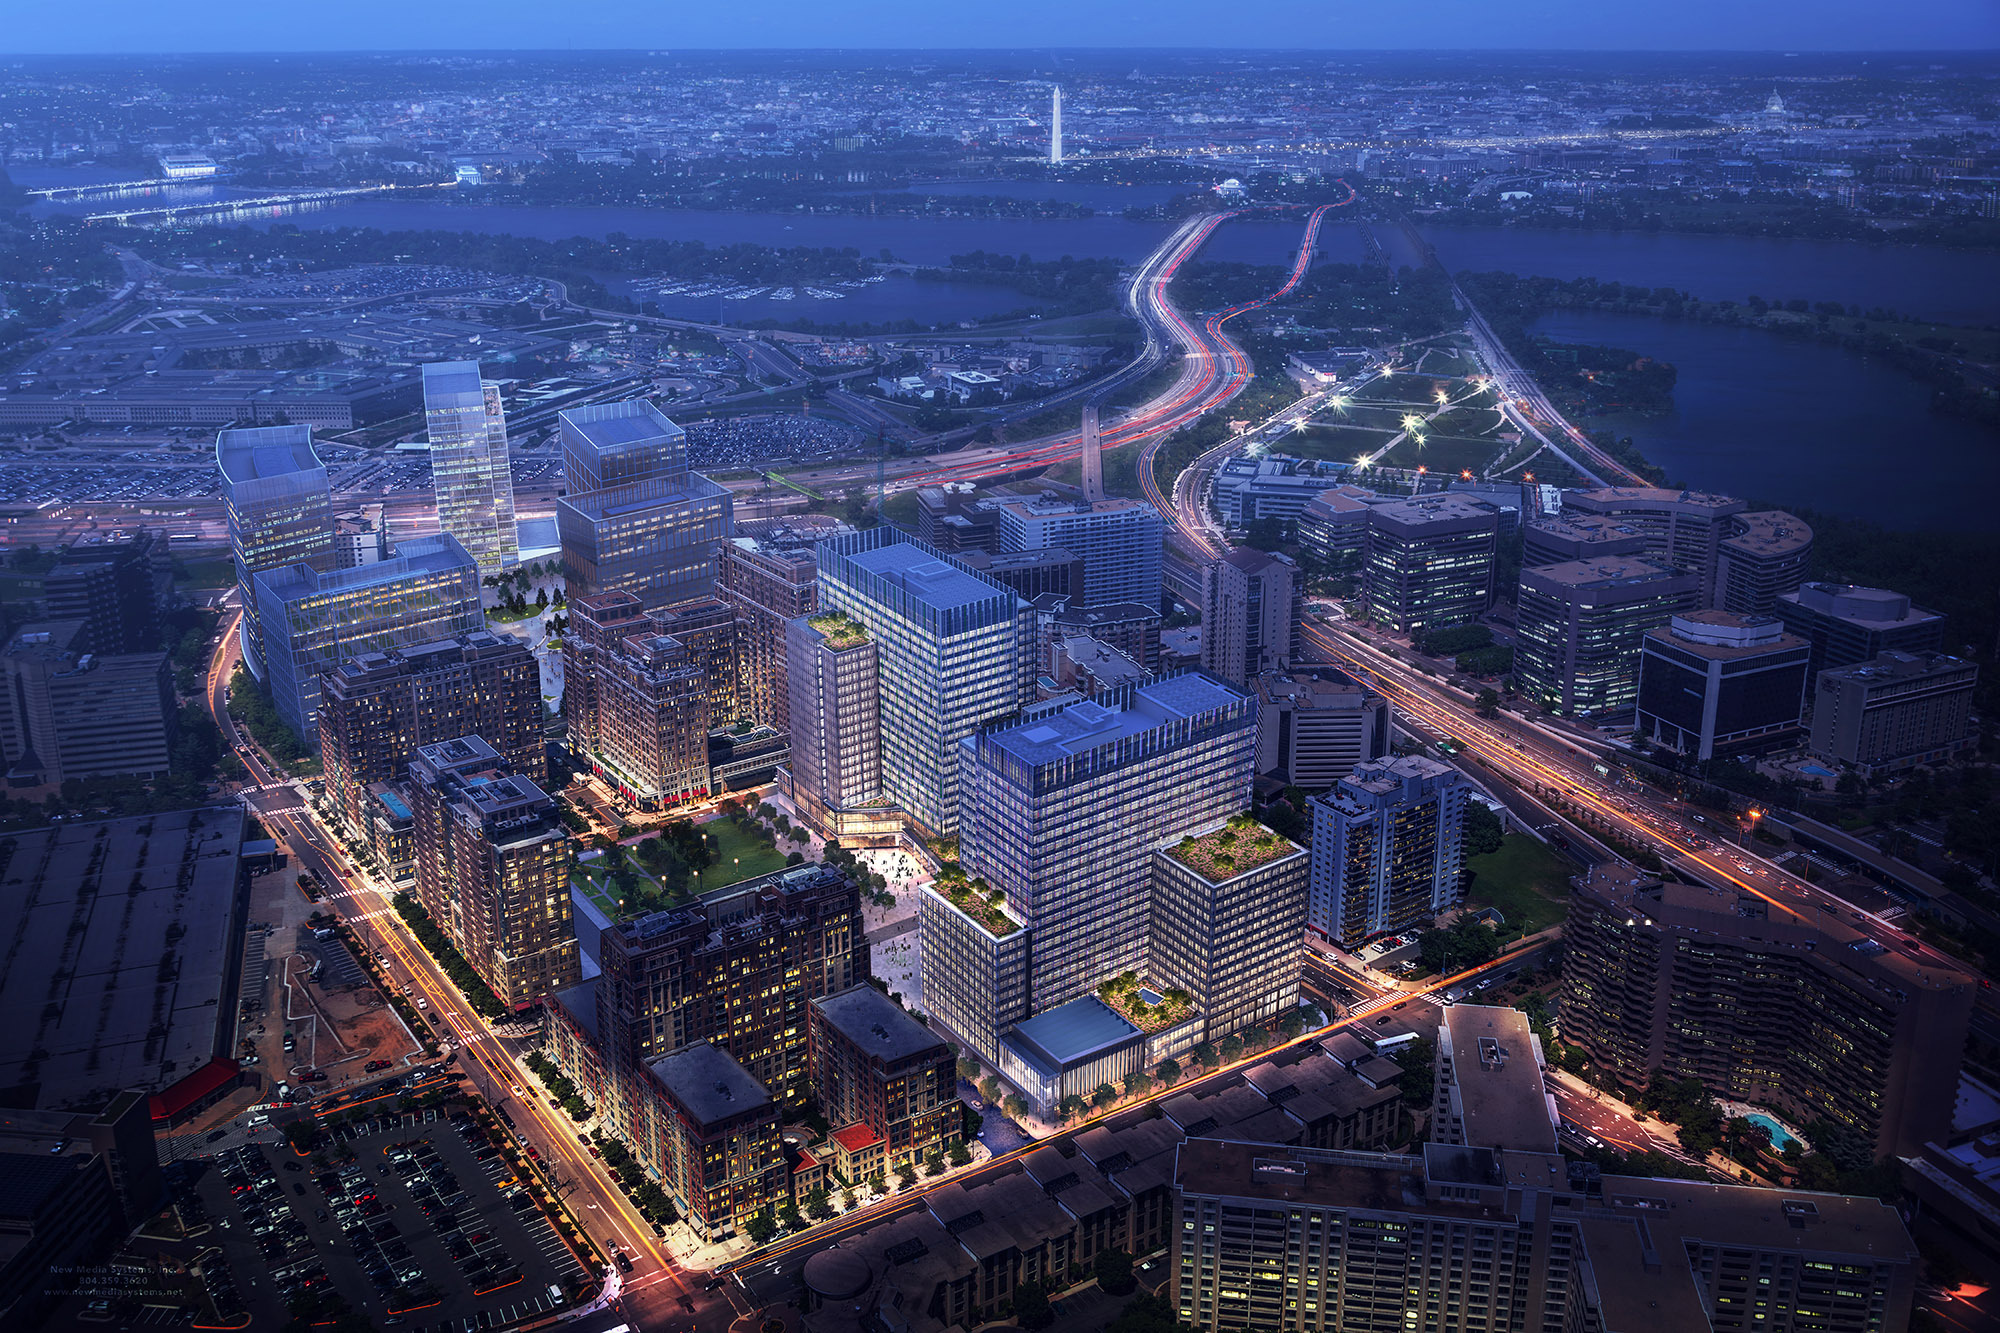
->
1740, 808, 1762, 847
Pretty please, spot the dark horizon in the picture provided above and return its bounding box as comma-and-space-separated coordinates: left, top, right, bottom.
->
6, 0, 1998, 57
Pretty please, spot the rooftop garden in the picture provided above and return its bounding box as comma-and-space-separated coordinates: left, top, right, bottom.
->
932, 867, 1021, 939
1168, 813, 1297, 882
808, 611, 869, 649
1096, 970, 1195, 1033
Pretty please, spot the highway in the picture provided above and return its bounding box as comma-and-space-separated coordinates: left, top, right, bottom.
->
203, 613, 724, 1333
1389, 217, 1644, 488
1300, 614, 1971, 972
885, 184, 1355, 493
1136, 200, 1344, 562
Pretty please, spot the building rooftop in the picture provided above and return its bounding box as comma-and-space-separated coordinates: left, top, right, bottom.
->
1722, 509, 1813, 557
983, 670, 1245, 767
648, 1042, 773, 1126
559, 469, 729, 521
1781, 581, 1941, 630
1527, 512, 1645, 539
216, 423, 323, 486
1217, 546, 1294, 575
1440, 1004, 1557, 1154
1005, 996, 1143, 1076
1175, 1137, 1426, 1212
830, 1122, 884, 1153
1647, 611, 1803, 660
1568, 485, 1746, 516
254, 531, 474, 600
813, 985, 946, 1065
805, 611, 869, 649
421, 359, 485, 404
1164, 815, 1302, 883
846, 543, 1010, 614
1363, 493, 1501, 532
559, 398, 685, 457
1254, 668, 1376, 712
1522, 556, 1685, 590
0, 806, 245, 1111
1579, 862, 1974, 994
1820, 650, 1975, 687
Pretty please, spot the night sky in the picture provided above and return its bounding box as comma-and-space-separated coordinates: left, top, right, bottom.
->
6, 0, 1998, 53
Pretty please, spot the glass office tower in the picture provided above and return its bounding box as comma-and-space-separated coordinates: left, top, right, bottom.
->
217, 424, 336, 678
941, 673, 1256, 1059
555, 399, 732, 613
253, 533, 484, 746
814, 528, 1030, 839
423, 360, 519, 575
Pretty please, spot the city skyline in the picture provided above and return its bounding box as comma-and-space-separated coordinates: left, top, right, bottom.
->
0, 36, 1993, 1333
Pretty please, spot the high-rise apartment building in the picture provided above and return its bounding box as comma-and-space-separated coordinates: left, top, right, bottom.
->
953, 548, 1085, 604
407, 736, 578, 1010
650, 595, 740, 725
987, 493, 1163, 609
555, 399, 733, 613
318, 629, 543, 837
913, 484, 1000, 553
1808, 650, 1979, 777
1358, 493, 1499, 634
1715, 510, 1813, 615
1520, 511, 1649, 568
640, 1043, 785, 1241
808, 984, 963, 1172
1173, 1119, 1917, 1333
783, 612, 883, 832
584, 863, 866, 1133
1294, 486, 1375, 574
1251, 669, 1388, 788
1515, 557, 1700, 717
719, 527, 822, 734
1635, 611, 1809, 761
1306, 755, 1468, 947
1562, 862, 1975, 1163
1200, 548, 1300, 687
251, 533, 484, 746
561, 590, 650, 755
217, 424, 336, 677
591, 625, 713, 810
1036, 598, 1162, 671
422, 360, 520, 575
943, 673, 1256, 1064
1775, 582, 1947, 683
1148, 822, 1307, 1042
42, 529, 170, 655
1561, 485, 1746, 601
815, 529, 1031, 839
0, 622, 175, 787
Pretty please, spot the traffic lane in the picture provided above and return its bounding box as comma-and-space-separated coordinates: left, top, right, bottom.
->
253, 812, 656, 1283
1548, 1083, 1678, 1158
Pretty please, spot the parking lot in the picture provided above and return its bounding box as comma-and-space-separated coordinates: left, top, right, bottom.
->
193, 1102, 587, 1329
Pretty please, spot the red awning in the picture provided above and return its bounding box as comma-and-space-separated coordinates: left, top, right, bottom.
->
149, 1057, 242, 1122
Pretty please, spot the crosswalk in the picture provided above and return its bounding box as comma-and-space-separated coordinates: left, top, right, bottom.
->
1346, 992, 1403, 1019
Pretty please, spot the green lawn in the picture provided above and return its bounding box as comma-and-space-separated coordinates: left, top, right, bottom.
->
1464, 834, 1577, 938
1376, 434, 1504, 476
571, 866, 622, 919
1288, 422, 1398, 463
879, 490, 921, 529
175, 559, 237, 589
699, 816, 790, 887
